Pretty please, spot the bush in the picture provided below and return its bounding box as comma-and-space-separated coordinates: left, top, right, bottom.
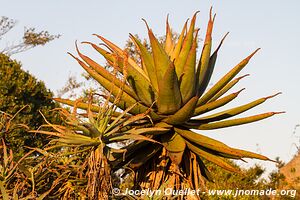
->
0, 53, 60, 158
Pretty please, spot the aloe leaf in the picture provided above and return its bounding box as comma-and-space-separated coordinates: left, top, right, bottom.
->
68, 52, 138, 105
108, 133, 160, 144
127, 143, 161, 169
2, 139, 8, 168
193, 89, 244, 116
68, 53, 156, 116
165, 15, 174, 55
197, 32, 229, 97
187, 112, 284, 130
53, 98, 123, 118
105, 103, 138, 134
53, 139, 97, 146
80, 123, 101, 138
83, 42, 123, 71
232, 148, 272, 161
75, 44, 138, 100
83, 42, 114, 62
94, 36, 157, 107
179, 30, 198, 104
164, 96, 198, 125
196, 9, 215, 95
110, 140, 150, 169
94, 34, 149, 79
186, 143, 243, 160
175, 128, 242, 157
157, 62, 182, 114
175, 11, 199, 78
125, 62, 156, 106
54, 138, 99, 146
129, 34, 158, 91
208, 74, 249, 103
113, 98, 161, 120
161, 132, 186, 165
194, 145, 271, 161
104, 147, 127, 162
196, 156, 214, 182
155, 122, 174, 129
170, 20, 188, 61
125, 127, 169, 135
195, 92, 281, 123
29, 130, 61, 137
31, 129, 99, 146
146, 20, 172, 83
197, 48, 260, 106
122, 111, 152, 127
186, 141, 240, 173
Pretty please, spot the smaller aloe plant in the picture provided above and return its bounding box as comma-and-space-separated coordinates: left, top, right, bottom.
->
32, 93, 165, 199
0, 109, 45, 199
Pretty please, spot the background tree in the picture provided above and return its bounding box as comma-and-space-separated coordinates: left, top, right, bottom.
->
202, 161, 266, 200
0, 53, 60, 158
0, 16, 60, 55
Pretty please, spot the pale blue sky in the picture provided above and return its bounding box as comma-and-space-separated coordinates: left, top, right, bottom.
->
1, 0, 300, 172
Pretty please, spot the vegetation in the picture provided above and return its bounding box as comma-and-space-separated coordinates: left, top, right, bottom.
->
0, 53, 60, 157
1, 9, 295, 200
0, 16, 60, 157
54, 9, 283, 198
0, 16, 60, 55
33, 92, 171, 199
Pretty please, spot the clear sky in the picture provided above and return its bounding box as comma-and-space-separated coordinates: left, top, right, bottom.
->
1, 0, 300, 173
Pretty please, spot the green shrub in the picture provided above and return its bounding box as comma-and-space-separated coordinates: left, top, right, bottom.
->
0, 53, 60, 158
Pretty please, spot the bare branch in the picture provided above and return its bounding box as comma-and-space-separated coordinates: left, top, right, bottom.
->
0, 17, 60, 55
0, 16, 17, 39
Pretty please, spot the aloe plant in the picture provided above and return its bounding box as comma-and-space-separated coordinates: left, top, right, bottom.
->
55, 9, 282, 197
0, 109, 47, 199
32, 92, 167, 199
